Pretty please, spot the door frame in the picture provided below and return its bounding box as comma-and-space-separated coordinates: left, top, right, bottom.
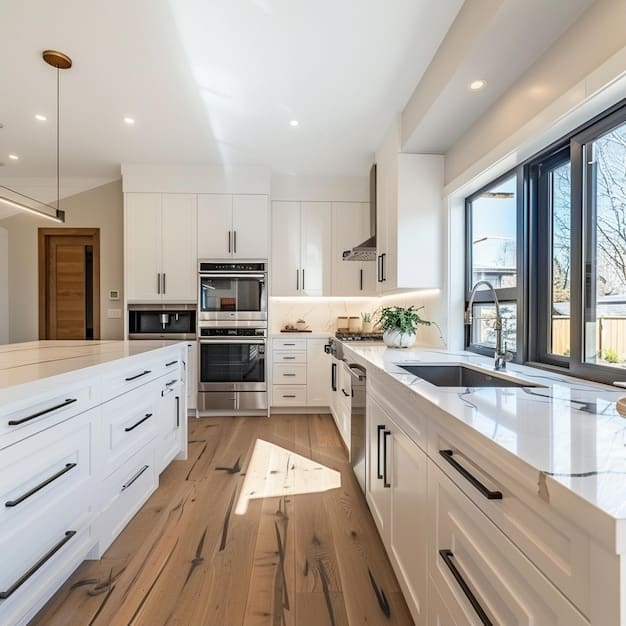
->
38, 228, 101, 340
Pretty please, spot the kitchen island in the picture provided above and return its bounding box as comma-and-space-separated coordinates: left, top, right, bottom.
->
343, 342, 626, 625
0, 340, 188, 626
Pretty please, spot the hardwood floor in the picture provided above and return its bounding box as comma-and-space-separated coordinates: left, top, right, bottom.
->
31, 414, 414, 626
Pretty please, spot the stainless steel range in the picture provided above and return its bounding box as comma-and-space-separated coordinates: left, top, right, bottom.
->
197, 262, 268, 413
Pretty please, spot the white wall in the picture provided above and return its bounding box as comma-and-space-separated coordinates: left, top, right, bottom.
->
0, 227, 8, 344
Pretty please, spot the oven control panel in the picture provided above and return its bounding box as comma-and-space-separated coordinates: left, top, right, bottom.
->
198, 262, 266, 272
199, 327, 266, 337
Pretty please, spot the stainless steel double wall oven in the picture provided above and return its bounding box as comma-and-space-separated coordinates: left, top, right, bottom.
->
197, 261, 268, 412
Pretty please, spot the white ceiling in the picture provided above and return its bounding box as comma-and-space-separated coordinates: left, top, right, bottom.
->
0, 0, 464, 182
404, 0, 594, 153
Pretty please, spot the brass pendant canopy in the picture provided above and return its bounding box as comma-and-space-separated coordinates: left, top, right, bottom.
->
42, 49, 72, 69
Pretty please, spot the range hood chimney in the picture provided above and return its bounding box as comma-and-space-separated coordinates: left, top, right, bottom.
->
342, 163, 377, 261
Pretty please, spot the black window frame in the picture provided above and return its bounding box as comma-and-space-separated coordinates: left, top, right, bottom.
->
464, 167, 526, 361
465, 98, 626, 385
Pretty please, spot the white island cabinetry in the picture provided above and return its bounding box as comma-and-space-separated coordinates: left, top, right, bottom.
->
0, 340, 187, 626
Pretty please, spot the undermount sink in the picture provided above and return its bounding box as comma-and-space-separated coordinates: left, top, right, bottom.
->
398, 364, 542, 388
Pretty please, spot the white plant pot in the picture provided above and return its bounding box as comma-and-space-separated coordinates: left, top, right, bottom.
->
383, 329, 416, 348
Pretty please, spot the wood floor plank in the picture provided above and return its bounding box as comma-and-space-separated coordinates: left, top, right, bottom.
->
31, 414, 414, 626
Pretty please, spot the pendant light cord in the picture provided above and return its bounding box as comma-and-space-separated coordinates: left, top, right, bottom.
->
57, 66, 60, 211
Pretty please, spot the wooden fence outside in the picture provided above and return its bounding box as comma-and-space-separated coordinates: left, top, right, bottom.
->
552, 316, 626, 361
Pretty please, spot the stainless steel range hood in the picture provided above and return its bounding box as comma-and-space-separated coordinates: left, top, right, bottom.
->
343, 163, 377, 261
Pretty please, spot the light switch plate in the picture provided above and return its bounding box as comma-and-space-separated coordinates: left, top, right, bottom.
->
107, 309, 122, 319
109, 289, 120, 301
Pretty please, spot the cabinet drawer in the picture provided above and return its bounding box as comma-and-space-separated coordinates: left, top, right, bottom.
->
273, 364, 307, 385
96, 443, 157, 556
0, 384, 93, 449
429, 462, 587, 626
100, 356, 165, 401
0, 414, 94, 533
430, 422, 590, 615
273, 350, 307, 364
272, 385, 307, 406
273, 338, 307, 351
99, 380, 160, 476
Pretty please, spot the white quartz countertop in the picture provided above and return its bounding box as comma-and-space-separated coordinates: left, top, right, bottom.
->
342, 343, 626, 522
0, 340, 183, 390
270, 332, 331, 339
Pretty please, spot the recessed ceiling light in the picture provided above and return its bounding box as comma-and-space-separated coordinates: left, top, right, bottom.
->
123, 116, 135, 125
34, 114, 47, 121
8, 154, 19, 160
289, 119, 299, 127
469, 80, 487, 91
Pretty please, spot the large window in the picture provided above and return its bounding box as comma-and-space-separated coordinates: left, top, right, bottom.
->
465, 173, 522, 356
465, 100, 626, 384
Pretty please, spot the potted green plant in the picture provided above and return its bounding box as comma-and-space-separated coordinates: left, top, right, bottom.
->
375, 305, 431, 348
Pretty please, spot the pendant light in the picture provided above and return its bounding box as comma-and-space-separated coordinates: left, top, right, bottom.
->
0, 49, 72, 223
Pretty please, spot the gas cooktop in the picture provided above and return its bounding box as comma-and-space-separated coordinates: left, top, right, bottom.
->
335, 332, 384, 342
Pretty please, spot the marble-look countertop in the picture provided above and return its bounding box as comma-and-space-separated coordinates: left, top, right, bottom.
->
0, 340, 183, 391
342, 343, 626, 522
270, 332, 331, 339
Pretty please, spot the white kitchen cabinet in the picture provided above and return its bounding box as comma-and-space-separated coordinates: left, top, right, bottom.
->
187, 341, 197, 412
271, 201, 331, 296
197, 193, 268, 260
125, 193, 197, 302
331, 202, 375, 296
367, 396, 391, 536
306, 339, 330, 406
375, 153, 443, 293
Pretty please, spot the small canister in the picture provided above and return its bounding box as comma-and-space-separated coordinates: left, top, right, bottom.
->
348, 316, 361, 333
337, 316, 349, 331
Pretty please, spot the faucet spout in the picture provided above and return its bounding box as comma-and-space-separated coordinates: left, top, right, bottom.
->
465, 280, 512, 370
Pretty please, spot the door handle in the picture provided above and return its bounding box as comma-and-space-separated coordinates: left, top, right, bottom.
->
124, 412, 153, 432
121, 465, 149, 491
439, 449, 503, 500
302, 269, 305, 290
5, 463, 77, 508
234, 230, 237, 254
296, 269, 299, 291
376, 424, 385, 479
381, 254, 386, 282
228, 231, 232, 254
176, 396, 180, 428
360, 268, 363, 291
383, 430, 391, 488
157, 273, 161, 294
163, 273, 166, 294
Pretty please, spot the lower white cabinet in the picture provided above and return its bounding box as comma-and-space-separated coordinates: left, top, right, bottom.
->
0, 344, 187, 625
271, 337, 330, 408
187, 342, 197, 412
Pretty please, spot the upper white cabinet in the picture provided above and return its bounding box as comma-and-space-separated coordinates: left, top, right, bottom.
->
126, 193, 197, 302
331, 202, 376, 296
375, 153, 444, 293
271, 201, 331, 296
197, 194, 268, 260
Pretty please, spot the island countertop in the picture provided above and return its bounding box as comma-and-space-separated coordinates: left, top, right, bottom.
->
0, 340, 184, 391
342, 343, 626, 525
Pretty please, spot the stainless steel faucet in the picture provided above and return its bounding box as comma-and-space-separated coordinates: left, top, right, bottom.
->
465, 280, 512, 371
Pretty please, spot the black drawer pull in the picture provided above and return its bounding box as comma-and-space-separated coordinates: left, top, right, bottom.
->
341, 389, 350, 397
283, 373, 297, 377
5, 463, 77, 508
439, 549, 493, 626
376, 425, 385, 479
124, 370, 151, 382
0, 530, 76, 599
165, 379, 177, 387
121, 465, 149, 491
165, 360, 178, 367
439, 449, 502, 500
282, 395, 296, 398
383, 430, 391, 488
176, 396, 180, 428
282, 356, 296, 360
124, 413, 153, 432
8, 398, 77, 426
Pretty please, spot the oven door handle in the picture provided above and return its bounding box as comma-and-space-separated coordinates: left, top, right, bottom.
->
199, 339, 266, 345
199, 273, 266, 280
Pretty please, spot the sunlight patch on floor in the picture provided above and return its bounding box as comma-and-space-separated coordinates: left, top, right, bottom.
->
235, 438, 341, 515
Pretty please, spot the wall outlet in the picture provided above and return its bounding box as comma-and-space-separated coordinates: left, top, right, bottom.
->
107, 309, 122, 319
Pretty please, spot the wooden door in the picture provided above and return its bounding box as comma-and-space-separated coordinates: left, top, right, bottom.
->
39, 229, 100, 340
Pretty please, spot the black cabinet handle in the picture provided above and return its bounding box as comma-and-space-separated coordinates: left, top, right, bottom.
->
381, 253, 387, 282
176, 396, 180, 428
165, 360, 178, 367
165, 379, 177, 387
5, 463, 77, 508
121, 465, 149, 491
360, 268, 363, 291
228, 231, 232, 254
439, 549, 493, 625
157, 272, 161, 294
383, 430, 391, 488
234, 230, 237, 254
341, 389, 350, 397
296, 269, 299, 290
125, 370, 151, 382
282, 356, 296, 360
282, 373, 296, 377
377, 255, 382, 282
439, 449, 502, 500
8, 398, 78, 426
282, 394, 296, 398
376, 424, 385, 479
163, 273, 166, 294
331, 362, 337, 392
283, 343, 296, 347
302, 269, 305, 290
125, 413, 153, 432
0, 530, 76, 599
